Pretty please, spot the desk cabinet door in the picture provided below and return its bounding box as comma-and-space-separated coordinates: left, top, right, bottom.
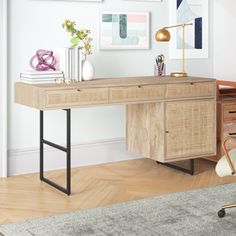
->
165, 99, 216, 160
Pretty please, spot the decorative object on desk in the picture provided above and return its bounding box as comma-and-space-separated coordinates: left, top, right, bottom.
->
55, 47, 84, 82
100, 12, 150, 50
20, 70, 64, 84
155, 23, 193, 77
169, 0, 209, 59
82, 60, 94, 81
61, 19, 94, 81
30, 49, 57, 71
154, 54, 166, 76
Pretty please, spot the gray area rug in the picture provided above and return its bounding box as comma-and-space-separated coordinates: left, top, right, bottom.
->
1, 183, 236, 236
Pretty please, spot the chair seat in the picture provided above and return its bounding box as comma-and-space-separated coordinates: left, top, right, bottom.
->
216, 148, 236, 177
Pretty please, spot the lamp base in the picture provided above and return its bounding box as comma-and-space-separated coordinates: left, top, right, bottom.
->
170, 72, 188, 78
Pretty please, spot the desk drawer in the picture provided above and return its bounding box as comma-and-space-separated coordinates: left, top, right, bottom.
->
166, 82, 215, 99
109, 85, 165, 103
223, 123, 236, 137
223, 104, 236, 122
45, 88, 108, 108
223, 123, 236, 150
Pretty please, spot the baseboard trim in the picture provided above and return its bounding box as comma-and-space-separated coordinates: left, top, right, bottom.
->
8, 138, 140, 176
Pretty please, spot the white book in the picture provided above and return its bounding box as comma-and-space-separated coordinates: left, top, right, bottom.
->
55, 47, 83, 82
20, 79, 56, 84
55, 48, 71, 80
79, 51, 85, 82
20, 74, 63, 79
21, 70, 63, 75
21, 78, 61, 82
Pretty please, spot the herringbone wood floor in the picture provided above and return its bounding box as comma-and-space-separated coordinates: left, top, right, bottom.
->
0, 158, 236, 225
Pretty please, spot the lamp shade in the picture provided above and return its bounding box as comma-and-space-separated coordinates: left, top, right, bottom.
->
155, 28, 171, 42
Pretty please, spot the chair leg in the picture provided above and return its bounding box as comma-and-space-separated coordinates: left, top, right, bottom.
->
218, 203, 236, 218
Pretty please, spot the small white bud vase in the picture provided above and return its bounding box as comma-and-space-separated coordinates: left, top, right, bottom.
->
82, 60, 94, 81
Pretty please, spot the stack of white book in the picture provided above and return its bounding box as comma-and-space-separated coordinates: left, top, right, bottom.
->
55, 47, 85, 82
20, 71, 64, 84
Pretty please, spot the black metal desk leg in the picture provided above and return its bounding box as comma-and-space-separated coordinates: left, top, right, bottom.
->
39, 109, 71, 195
40, 110, 44, 180
156, 159, 194, 175
66, 109, 71, 195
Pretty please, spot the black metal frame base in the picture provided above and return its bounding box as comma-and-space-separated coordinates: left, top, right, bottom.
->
40, 109, 71, 195
156, 159, 194, 175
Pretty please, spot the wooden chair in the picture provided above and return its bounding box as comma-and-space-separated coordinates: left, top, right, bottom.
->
215, 136, 236, 218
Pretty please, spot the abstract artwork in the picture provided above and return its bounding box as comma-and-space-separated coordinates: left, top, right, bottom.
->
100, 12, 150, 50
169, 0, 208, 58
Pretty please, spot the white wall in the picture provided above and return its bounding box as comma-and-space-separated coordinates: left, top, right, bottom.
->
8, 0, 214, 175
213, 0, 236, 81
0, 0, 7, 177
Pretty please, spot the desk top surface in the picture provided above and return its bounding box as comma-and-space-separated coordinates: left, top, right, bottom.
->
16, 76, 215, 91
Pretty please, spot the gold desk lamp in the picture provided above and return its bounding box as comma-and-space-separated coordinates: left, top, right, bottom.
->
155, 23, 193, 78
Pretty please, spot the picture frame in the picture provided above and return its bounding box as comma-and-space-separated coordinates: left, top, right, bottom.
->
44, 0, 103, 1
169, 0, 209, 59
123, 0, 161, 1
100, 12, 150, 50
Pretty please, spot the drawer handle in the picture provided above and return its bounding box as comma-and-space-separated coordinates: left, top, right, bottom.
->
190, 83, 194, 85
229, 133, 236, 136
77, 89, 81, 92
166, 131, 169, 134
229, 111, 236, 114
138, 85, 142, 88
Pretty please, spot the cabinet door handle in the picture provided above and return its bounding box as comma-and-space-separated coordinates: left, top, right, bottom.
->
229, 133, 236, 136
77, 89, 81, 92
229, 111, 236, 114
166, 131, 169, 134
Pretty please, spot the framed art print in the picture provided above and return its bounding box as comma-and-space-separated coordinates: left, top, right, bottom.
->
169, 0, 209, 59
100, 12, 150, 50
123, 0, 161, 1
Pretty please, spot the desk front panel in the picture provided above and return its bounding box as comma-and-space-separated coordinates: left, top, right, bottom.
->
45, 88, 109, 109
165, 82, 215, 99
109, 85, 165, 104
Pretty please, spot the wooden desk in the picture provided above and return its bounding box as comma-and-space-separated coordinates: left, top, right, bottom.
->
15, 76, 217, 195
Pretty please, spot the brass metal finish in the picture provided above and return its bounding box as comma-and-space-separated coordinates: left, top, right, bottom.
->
222, 203, 236, 210
155, 23, 193, 78
170, 72, 188, 78
219, 136, 236, 216
164, 23, 193, 30
222, 136, 236, 175
155, 29, 171, 42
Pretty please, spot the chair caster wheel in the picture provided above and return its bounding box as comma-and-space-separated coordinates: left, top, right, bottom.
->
218, 209, 226, 218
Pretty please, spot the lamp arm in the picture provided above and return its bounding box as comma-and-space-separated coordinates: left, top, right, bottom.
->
163, 23, 193, 30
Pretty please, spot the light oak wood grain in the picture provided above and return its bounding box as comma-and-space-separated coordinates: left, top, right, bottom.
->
0, 158, 236, 225
15, 77, 216, 110
126, 103, 165, 161
109, 85, 165, 103
16, 76, 215, 90
165, 82, 216, 99
14, 76, 217, 164
165, 99, 216, 160
45, 88, 109, 109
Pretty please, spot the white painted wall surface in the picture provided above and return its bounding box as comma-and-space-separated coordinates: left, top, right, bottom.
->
0, 0, 8, 177
213, 0, 236, 81
8, 0, 214, 175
